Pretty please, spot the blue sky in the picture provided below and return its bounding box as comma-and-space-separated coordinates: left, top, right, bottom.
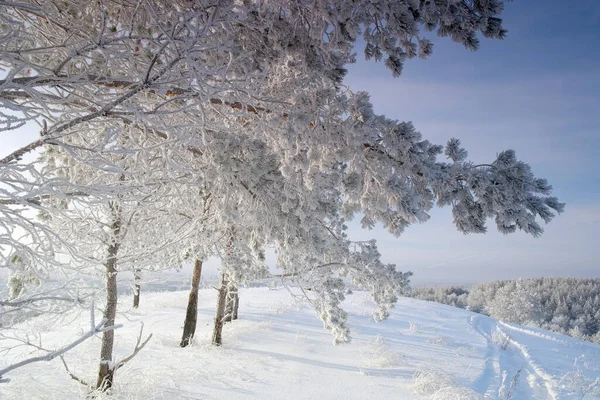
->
343, 0, 600, 285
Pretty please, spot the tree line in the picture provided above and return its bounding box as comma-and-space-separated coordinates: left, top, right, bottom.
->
406, 277, 600, 344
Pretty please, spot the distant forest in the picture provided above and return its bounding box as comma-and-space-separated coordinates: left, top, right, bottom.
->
405, 277, 600, 344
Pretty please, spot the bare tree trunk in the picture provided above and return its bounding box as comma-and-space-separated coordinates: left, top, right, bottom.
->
132, 268, 141, 309
232, 290, 239, 321
180, 259, 203, 347
213, 225, 235, 346
211, 271, 229, 346
96, 200, 122, 392
224, 286, 233, 323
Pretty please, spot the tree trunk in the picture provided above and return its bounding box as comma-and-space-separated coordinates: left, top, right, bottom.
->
232, 290, 239, 321
211, 271, 229, 346
180, 259, 203, 347
132, 268, 141, 309
224, 286, 233, 323
96, 200, 122, 392
224, 284, 238, 323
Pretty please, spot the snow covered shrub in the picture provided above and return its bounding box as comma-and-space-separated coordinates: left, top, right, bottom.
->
492, 330, 511, 350
360, 335, 403, 368
412, 367, 479, 400
412, 367, 454, 394
409, 321, 419, 334
558, 367, 600, 399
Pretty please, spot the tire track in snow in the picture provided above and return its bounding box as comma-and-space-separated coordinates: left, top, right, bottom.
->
498, 321, 571, 345
468, 315, 555, 399
497, 322, 560, 399
469, 315, 502, 398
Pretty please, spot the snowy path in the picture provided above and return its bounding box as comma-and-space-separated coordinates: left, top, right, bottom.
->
468, 314, 600, 400
469, 314, 555, 399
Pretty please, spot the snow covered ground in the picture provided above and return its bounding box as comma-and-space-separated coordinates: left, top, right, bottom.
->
1, 287, 599, 399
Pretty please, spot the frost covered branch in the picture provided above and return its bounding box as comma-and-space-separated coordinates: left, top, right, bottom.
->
0, 296, 78, 307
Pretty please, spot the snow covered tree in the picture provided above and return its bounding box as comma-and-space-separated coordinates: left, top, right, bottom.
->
1, 0, 565, 382
486, 280, 546, 325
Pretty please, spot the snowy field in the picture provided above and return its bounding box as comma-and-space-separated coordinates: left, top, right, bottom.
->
2, 287, 600, 399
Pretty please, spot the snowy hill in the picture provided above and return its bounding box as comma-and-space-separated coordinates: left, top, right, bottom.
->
2, 288, 599, 399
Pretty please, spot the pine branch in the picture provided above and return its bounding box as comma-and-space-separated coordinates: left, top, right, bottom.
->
270, 262, 345, 278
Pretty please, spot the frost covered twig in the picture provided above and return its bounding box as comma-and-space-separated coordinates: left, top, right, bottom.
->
0, 191, 88, 206
59, 355, 89, 387
115, 323, 152, 370
498, 368, 522, 400
0, 304, 120, 384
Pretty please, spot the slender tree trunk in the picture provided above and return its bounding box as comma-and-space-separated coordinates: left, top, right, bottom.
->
224, 284, 238, 323
224, 286, 233, 323
213, 225, 235, 346
211, 271, 229, 346
96, 200, 122, 392
232, 290, 239, 321
180, 259, 203, 347
132, 268, 141, 309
